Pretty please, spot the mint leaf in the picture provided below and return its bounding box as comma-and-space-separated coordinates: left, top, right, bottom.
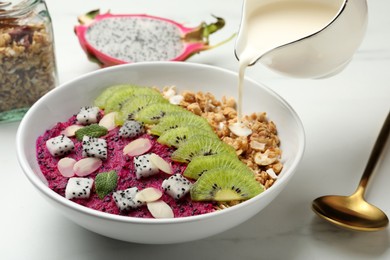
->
75, 124, 107, 140
95, 170, 118, 199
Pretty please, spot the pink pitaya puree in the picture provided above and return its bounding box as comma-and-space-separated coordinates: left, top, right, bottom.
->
36, 115, 216, 218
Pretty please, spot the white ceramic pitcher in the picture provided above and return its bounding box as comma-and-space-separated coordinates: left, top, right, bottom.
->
235, 0, 368, 78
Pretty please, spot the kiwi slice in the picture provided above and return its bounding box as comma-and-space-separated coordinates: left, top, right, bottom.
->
135, 103, 188, 124
171, 135, 236, 163
183, 154, 253, 180
190, 167, 264, 201
94, 84, 133, 109
104, 86, 161, 113
157, 126, 218, 148
116, 94, 168, 125
150, 113, 213, 136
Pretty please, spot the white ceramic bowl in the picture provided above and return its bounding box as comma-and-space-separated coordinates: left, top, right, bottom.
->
16, 62, 305, 244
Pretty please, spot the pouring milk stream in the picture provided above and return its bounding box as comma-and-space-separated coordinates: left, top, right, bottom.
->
232, 0, 368, 134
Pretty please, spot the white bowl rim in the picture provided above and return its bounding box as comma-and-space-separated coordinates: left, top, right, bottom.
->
16, 61, 305, 225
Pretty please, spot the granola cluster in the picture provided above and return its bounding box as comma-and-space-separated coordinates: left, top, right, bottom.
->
163, 87, 283, 190
0, 23, 56, 113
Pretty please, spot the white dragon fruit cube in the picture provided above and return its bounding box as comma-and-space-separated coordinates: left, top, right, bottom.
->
118, 120, 144, 138
46, 134, 75, 157
76, 106, 100, 125
134, 153, 159, 179
65, 177, 93, 199
112, 187, 145, 211
82, 135, 107, 160
162, 174, 192, 199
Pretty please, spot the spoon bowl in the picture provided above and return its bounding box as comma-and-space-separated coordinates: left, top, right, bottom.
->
312, 111, 390, 231
312, 194, 389, 231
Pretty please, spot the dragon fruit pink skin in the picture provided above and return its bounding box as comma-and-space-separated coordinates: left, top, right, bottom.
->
74, 9, 233, 67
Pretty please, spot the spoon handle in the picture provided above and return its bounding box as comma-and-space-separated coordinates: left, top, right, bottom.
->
357, 110, 390, 195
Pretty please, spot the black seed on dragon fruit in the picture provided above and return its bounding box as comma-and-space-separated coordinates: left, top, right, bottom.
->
82, 135, 107, 159
112, 187, 145, 211
118, 120, 144, 138
133, 153, 159, 179
162, 174, 192, 200
45, 134, 75, 157
76, 106, 100, 125
65, 177, 94, 199
74, 10, 233, 67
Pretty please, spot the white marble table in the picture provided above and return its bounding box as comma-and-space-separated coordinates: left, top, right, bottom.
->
2, 0, 389, 259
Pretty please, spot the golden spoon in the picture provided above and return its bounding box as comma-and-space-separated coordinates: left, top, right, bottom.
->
312, 111, 390, 231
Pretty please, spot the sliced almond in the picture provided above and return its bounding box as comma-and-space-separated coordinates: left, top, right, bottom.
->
146, 200, 174, 218
147, 200, 174, 219
123, 138, 152, 156
61, 125, 84, 137
228, 122, 252, 137
266, 168, 278, 179
250, 140, 266, 152
254, 150, 277, 166
162, 86, 176, 98
99, 111, 118, 131
73, 157, 102, 177
218, 122, 225, 130
169, 95, 184, 105
57, 157, 77, 177
150, 153, 172, 174
135, 187, 163, 203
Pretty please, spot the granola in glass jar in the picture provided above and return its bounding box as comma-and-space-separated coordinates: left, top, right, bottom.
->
0, 0, 57, 122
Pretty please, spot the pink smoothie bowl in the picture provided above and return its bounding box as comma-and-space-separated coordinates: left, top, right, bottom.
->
16, 62, 305, 244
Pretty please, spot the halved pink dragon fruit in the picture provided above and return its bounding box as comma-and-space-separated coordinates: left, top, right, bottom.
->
74, 9, 233, 67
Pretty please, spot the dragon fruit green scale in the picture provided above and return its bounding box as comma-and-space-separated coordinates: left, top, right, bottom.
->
74, 9, 232, 67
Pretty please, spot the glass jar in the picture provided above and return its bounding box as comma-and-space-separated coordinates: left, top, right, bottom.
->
0, 0, 57, 122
